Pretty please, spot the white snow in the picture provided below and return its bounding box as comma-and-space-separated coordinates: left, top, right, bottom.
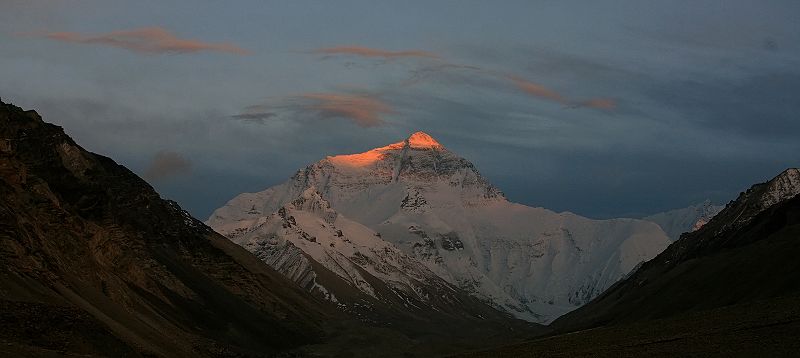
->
212, 187, 453, 306
642, 200, 724, 241
207, 132, 671, 323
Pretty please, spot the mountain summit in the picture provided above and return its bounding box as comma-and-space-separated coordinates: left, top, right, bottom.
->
209, 132, 670, 323
406, 131, 443, 149
325, 131, 450, 171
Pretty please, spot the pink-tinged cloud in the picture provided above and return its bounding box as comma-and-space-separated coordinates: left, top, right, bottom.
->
581, 98, 617, 110
507, 76, 566, 103
301, 93, 392, 127
143, 150, 192, 181
39, 27, 250, 55
313, 46, 439, 60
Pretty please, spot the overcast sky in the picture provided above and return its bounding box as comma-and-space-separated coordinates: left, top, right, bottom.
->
2, 0, 799, 219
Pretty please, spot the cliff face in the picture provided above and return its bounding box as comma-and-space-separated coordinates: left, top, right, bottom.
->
0, 101, 332, 357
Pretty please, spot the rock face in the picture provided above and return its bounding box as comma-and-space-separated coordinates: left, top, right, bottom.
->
643, 200, 724, 241
552, 168, 800, 332
0, 101, 332, 357
209, 131, 671, 323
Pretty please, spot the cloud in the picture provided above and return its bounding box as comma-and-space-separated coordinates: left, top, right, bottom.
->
505, 75, 619, 111
235, 93, 393, 128
397, 61, 617, 112
300, 93, 392, 127
144, 150, 192, 181
309, 45, 617, 112
35, 27, 250, 55
643, 72, 800, 140
581, 98, 617, 110
507, 75, 566, 103
230, 112, 276, 124
312, 46, 439, 60
399, 62, 489, 87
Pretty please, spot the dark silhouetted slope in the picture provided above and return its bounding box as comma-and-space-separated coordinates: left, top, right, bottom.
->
551, 169, 800, 330
0, 100, 333, 357
458, 169, 800, 357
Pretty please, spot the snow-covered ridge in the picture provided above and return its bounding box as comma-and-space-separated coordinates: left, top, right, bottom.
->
208, 131, 671, 323
214, 186, 464, 310
643, 200, 724, 241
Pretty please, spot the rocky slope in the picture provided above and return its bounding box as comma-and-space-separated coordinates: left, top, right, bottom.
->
0, 100, 334, 357
642, 200, 724, 241
459, 168, 800, 357
209, 131, 671, 323
551, 168, 800, 331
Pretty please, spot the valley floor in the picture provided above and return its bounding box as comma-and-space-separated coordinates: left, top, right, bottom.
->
455, 295, 800, 357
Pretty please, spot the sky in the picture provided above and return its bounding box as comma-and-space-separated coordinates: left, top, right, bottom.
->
2, 0, 799, 219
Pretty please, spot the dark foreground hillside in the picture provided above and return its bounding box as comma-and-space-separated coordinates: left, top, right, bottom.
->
0, 100, 336, 356
458, 294, 800, 357
459, 171, 800, 357
0, 100, 540, 357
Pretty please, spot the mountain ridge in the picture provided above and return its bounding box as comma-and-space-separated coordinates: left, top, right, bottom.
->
551, 167, 800, 331
642, 200, 724, 241
209, 131, 671, 323
458, 167, 800, 357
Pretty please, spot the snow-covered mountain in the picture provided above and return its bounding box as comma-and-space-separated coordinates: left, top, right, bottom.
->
208, 132, 670, 323
643, 200, 724, 241
211, 186, 504, 321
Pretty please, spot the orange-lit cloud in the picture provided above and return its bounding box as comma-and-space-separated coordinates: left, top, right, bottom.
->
143, 150, 192, 181
581, 98, 617, 110
310, 46, 615, 112
313, 46, 438, 60
37, 27, 250, 55
507, 75, 566, 103
300, 93, 392, 127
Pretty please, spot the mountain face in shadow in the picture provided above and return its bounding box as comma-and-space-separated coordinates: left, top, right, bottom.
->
552, 168, 800, 331
459, 169, 800, 357
0, 100, 333, 357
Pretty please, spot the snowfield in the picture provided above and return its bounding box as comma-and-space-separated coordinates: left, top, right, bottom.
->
208, 132, 671, 323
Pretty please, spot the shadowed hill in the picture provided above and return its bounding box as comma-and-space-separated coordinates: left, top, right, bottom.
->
0, 100, 334, 357
457, 169, 800, 357
551, 169, 800, 330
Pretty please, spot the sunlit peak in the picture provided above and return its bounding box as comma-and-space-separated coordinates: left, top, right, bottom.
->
327, 131, 443, 168
406, 131, 443, 149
